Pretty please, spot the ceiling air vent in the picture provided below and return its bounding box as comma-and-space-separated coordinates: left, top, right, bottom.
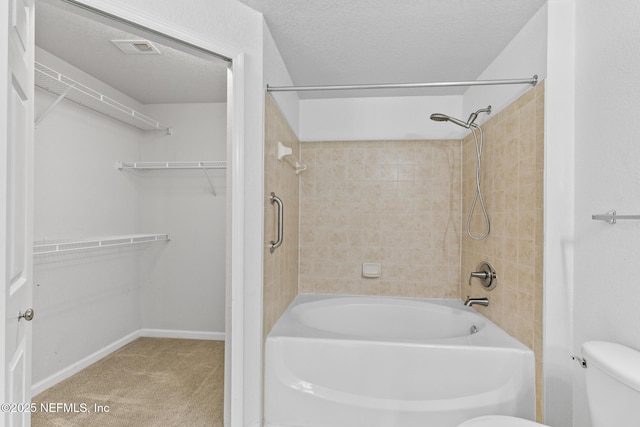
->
111, 40, 161, 55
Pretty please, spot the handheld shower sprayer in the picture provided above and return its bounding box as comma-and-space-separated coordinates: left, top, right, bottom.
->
429, 113, 468, 128
430, 105, 492, 240
429, 106, 491, 129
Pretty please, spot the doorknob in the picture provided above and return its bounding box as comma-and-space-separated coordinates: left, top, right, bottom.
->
18, 309, 34, 322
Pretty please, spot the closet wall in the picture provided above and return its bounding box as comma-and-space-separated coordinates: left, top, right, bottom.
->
139, 103, 226, 338
32, 47, 226, 392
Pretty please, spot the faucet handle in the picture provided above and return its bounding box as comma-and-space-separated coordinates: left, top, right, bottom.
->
468, 261, 497, 290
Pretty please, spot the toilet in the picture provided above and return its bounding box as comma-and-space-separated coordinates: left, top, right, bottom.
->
458, 341, 640, 427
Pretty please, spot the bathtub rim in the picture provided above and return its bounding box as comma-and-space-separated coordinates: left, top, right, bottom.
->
267, 293, 533, 352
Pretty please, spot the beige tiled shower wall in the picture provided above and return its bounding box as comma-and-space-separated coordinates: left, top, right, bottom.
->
263, 95, 300, 336
299, 140, 462, 298
461, 82, 544, 420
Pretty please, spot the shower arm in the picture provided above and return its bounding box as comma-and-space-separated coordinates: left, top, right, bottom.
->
467, 106, 492, 127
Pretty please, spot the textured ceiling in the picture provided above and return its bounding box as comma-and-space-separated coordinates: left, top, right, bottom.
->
35, 0, 228, 104
240, 0, 546, 98
35, 0, 546, 103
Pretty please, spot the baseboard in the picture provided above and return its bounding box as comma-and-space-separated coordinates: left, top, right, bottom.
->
140, 328, 225, 341
31, 330, 141, 397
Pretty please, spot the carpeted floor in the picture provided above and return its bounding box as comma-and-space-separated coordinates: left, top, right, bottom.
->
32, 338, 224, 427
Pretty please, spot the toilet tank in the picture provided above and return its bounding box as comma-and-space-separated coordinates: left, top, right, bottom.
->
582, 341, 640, 427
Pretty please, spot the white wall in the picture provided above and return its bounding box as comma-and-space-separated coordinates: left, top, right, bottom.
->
32, 49, 145, 390
264, 24, 299, 136
544, 1, 575, 425
139, 103, 227, 338
297, 5, 547, 143
300, 95, 464, 141
464, 4, 548, 125
573, 1, 640, 426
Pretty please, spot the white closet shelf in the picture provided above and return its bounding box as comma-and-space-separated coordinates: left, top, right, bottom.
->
116, 161, 227, 170
35, 62, 172, 134
33, 234, 170, 255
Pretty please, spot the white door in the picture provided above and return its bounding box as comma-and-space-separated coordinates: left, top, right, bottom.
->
1, 0, 34, 426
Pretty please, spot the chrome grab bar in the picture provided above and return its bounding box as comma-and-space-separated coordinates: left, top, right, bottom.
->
269, 192, 283, 253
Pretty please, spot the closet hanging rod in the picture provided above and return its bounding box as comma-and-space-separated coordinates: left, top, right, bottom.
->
33, 234, 170, 256
266, 75, 538, 93
116, 161, 226, 170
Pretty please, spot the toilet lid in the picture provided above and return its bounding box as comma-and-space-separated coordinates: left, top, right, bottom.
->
458, 415, 547, 427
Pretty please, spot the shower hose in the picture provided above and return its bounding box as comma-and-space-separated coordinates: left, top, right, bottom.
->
467, 124, 490, 240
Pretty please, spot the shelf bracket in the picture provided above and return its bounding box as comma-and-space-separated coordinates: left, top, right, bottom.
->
35, 83, 76, 127
202, 168, 217, 197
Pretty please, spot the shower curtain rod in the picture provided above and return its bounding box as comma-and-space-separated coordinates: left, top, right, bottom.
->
267, 75, 538, 93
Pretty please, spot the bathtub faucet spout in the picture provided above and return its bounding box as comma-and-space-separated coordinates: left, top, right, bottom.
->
464, 297, 489, 307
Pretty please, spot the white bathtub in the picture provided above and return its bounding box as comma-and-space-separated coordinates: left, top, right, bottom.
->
264, 294, 535, 427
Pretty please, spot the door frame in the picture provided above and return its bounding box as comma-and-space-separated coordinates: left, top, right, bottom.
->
28, 0, 248, 425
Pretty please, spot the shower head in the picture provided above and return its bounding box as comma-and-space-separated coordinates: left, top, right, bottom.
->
430, 105, 492, 129
429, 113, 469, 128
